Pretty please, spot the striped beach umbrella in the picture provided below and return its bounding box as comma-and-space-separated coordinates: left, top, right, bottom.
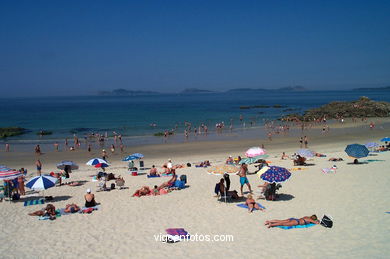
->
245, 147, 267, 158
239, 155, 269, 164
0, 170, 22, 181
26, 175, 57, 190
365, 142, 379, 149
297, 149, 315, 158
257, 166, 291, 183
345, 144, 369, 158
86, 158, 109, 166
94, 163, 109, 168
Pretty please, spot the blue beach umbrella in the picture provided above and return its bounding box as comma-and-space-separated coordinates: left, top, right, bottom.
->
345, 144, 369, 158
131, 153, 144, 159
257, 166, 291, 183
297, 149, 315, 158
122, 155, 138, 161
26, 175, 57, 191
380, 137, 390, 142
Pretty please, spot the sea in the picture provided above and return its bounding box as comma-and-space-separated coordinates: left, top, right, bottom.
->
1, 90, 390, 151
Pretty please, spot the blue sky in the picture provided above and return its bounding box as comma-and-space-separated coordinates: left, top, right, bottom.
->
1, 0, 390, 96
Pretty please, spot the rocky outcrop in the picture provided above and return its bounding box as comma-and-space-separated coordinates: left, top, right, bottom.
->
281, 97, 390, 121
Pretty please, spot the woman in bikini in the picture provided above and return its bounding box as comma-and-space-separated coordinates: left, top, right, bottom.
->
132, 186, 152, 197
265, 215, 319, 228
245, 194, 263, 213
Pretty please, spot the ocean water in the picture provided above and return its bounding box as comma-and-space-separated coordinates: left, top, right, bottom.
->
1, 90, 390, 149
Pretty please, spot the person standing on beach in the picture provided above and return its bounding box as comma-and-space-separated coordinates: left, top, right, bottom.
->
35, 160, 42, 176
54, 142, 59, 151
35, 145, 41, 155
5, 143, 10, 152
102, 149, 108, 161
299, 137, 303, 148
88, 144, 91, 152
238, 163, 252, 196
65, 138, 68, 147
304, 136, 308, 148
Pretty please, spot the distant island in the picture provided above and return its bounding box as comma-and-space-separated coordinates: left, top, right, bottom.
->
353, 86, 390, 91
227, 86, 307, 92
98, 89, 160, 96
180, 88, 215, 94
281, 96, 390, 121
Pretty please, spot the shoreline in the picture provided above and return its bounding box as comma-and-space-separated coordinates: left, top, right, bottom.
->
1, 118, 389, 170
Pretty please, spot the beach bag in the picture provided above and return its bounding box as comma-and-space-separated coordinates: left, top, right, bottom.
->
180, 175, 187, 184
214, 183, 220, 195
12, 193, 20, 201
320, 215, 333, 228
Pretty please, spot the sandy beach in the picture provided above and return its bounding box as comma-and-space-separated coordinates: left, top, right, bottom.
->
0, 122, 390, 259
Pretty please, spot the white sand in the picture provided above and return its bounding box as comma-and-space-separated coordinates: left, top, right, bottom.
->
1, 130, 390, 258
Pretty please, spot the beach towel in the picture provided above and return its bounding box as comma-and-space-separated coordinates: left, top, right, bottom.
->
38, 210, 62, 220
164, 228, 190, 243
275, 223, 316, 230
237, 203, 265, 210
24, 199, 45, 207
80, 205, 100, 213
289, 167, 309, 171
322, 168, 336, 174
147, 175, 160, 178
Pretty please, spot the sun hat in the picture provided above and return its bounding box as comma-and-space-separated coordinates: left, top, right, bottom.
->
86, 188, 91, 193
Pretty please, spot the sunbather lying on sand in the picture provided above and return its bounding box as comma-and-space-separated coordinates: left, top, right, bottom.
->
328, 157, 344, 161
246, 194, 264, 213
64, 203, 80, 213
28, 204, 56, 219
158, 173, 177, 189
132, 186, 151, 197
265, 215, 319, 228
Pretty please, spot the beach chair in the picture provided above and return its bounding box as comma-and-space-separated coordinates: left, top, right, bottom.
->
214, 183, 232, 203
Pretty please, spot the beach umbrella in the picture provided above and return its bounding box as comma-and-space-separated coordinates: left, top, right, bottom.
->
257, 166, 291, 183
239, 155, 269, 164
26, 175, 57, 191
131, 153, 144, 159
94, 163, 109, 168
345, 144, 369, 158
56, 161, 79, 170
245, 147, 267, 158
0, 166, 12, 172
0, 170, 22, 181
86, 158, 110, 166
365, 142, 379, 149
297, 149, 315, 158
122, 155, 138, 161
207, 164, 238, 175
380, 137, 390, 142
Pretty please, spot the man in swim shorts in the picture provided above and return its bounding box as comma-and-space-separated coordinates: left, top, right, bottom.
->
238, 163, 252, 196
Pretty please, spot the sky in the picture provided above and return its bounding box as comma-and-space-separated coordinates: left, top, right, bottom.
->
1, 0, 390, 96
